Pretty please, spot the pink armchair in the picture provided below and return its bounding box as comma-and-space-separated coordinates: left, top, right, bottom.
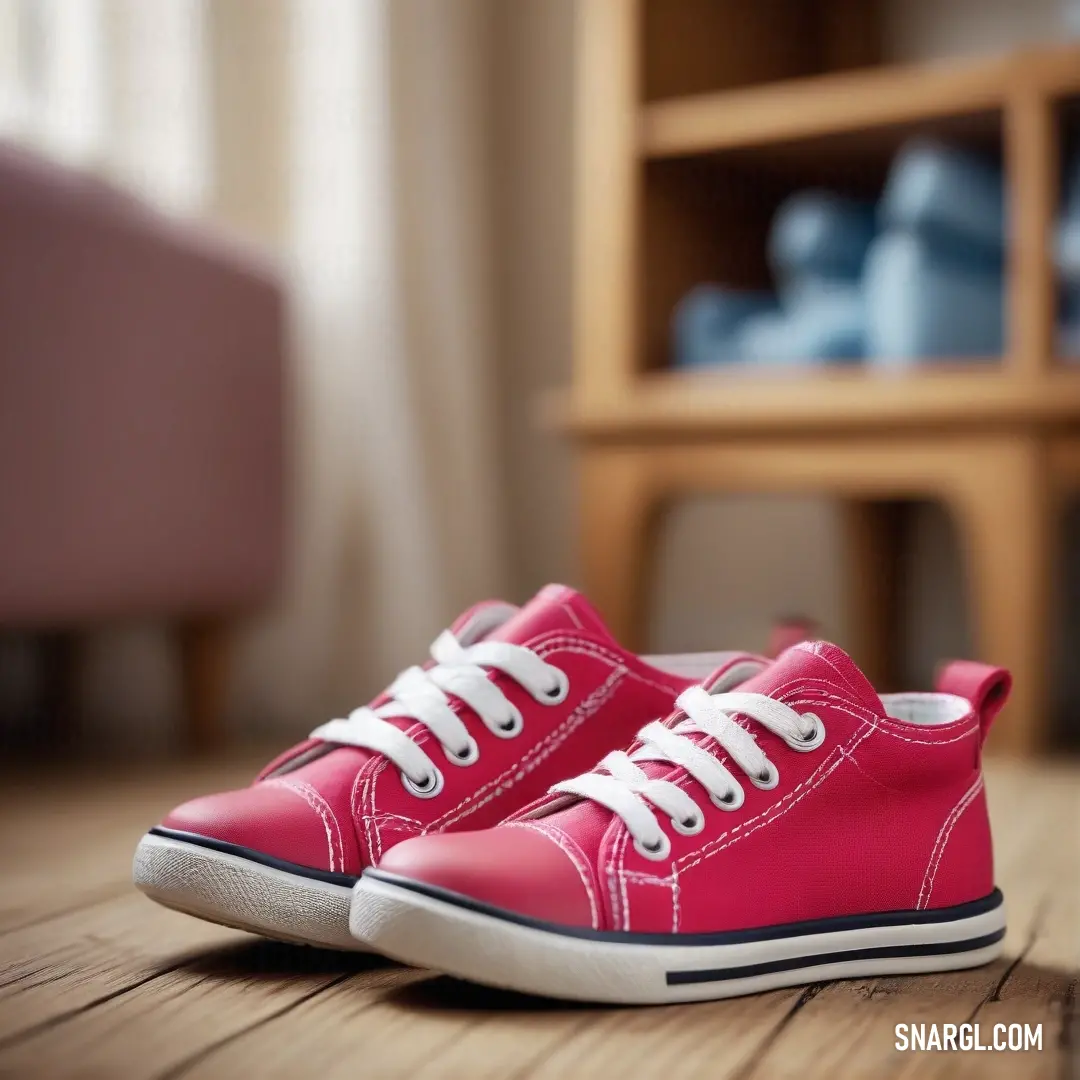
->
0, 144, 287, 749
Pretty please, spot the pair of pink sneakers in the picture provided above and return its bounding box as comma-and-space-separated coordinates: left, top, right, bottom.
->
134, 584, 1009, 1004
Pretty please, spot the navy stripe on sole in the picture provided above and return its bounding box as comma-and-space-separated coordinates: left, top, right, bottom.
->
362, 869, 1004, 947
666, 929, 1006, 985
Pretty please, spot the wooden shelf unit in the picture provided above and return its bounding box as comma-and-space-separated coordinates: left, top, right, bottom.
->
565, 1, 1080, 755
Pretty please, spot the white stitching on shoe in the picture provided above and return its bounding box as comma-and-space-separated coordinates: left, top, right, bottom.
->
266, 778, 342, 872
505, 820, 600, 930
672, 867, 680, 933
612, 826, 632, 930
917, 774, 984, 910
838, 743, 901, 793
609, 842, 626, 928
614, 870, 680, 932
368, 811, 424, 827
605, 824, 625, 931
352, 768, 377, 865
622, 870, 675, 883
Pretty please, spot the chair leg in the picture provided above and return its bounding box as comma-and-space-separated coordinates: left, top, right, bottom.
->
177, 618, 232, 752
949, 439, 1052, 757
579, 449, 659, 652
839, 498, 907, 693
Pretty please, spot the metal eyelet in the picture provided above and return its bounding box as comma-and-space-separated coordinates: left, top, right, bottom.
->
539, 667, 570, 705
710, 785, 745, 811
493, 704, 525, 738
633, 832, 672, 861
401, 767, 444, 799
785, 712, 826, 752
751, 760, 779, 790
443, 736, 480, 767
670, 811, 705, 836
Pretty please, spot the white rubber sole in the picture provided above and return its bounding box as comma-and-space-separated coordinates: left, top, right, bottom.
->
350, 873, 1006, 1004
134, 832, 366, 950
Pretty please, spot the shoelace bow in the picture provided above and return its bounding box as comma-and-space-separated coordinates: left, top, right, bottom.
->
551, 686, 823, 859
310, 631, 567, 795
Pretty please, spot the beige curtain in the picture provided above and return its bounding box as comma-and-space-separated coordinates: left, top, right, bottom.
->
0, 0, 511, 742
250, 0, 512, 731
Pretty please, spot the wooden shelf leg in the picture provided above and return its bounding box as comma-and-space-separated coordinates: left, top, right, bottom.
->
579, 449, 659, 652
178, 618, 232, 753
949, 440, 1052, 757
839, 499, 907, 693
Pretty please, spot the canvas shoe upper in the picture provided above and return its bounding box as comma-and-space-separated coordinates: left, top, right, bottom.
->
352, 641, 1010, 1002
133, 584, 766, 948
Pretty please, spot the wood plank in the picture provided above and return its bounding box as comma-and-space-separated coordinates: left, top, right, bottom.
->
0, 937, 403, 1079
1006, 90, 1057, 376
571, 0, 640, 398
0, 894, 241, 1043
176, 973, 553, 1080
178, 970, 804, 1080
518, 990, 806, 1080
639, 41, 1080, 161
640, 53, 1014, 159
0, 751, 269, 932
551, 368, 1080, 440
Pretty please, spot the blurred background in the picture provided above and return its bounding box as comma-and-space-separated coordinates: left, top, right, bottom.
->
1, 0, 1079, 757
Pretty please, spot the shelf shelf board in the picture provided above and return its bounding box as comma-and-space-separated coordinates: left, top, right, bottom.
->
552, 366, 1080, 440
639, 43, 1080, 160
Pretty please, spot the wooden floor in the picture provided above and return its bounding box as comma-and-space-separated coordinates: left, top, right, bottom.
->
0, 749, 1077, 1080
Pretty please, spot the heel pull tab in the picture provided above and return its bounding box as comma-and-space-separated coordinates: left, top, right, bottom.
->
934, 661, 1012, 743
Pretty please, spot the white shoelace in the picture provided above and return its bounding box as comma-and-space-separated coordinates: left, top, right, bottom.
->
310, 631, 568, 797
551, 686, 824, 860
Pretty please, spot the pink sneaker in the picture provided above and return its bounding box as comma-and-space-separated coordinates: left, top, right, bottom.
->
350, 642, 1009, 1002
134, 584, 765, 949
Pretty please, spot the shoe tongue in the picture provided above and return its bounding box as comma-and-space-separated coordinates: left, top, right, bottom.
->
484, 583, 618, 646
731, 640, 884, 715
448, 599, 519, 645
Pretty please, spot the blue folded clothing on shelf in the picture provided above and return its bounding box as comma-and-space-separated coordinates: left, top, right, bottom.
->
1058, 316, 1080, 359
1058, 217, 1080, 282
1056, 155, 1080, 283
864, 232, 1003, 364
778, 274, 866, 311
879, 139, 1005, 263
768, 191, 876, 284
671, 284, 777, 369
673, 279, 866, 370
696, 194, 873, 367
670, 139, 1007, 371
736, 285, 865, 366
